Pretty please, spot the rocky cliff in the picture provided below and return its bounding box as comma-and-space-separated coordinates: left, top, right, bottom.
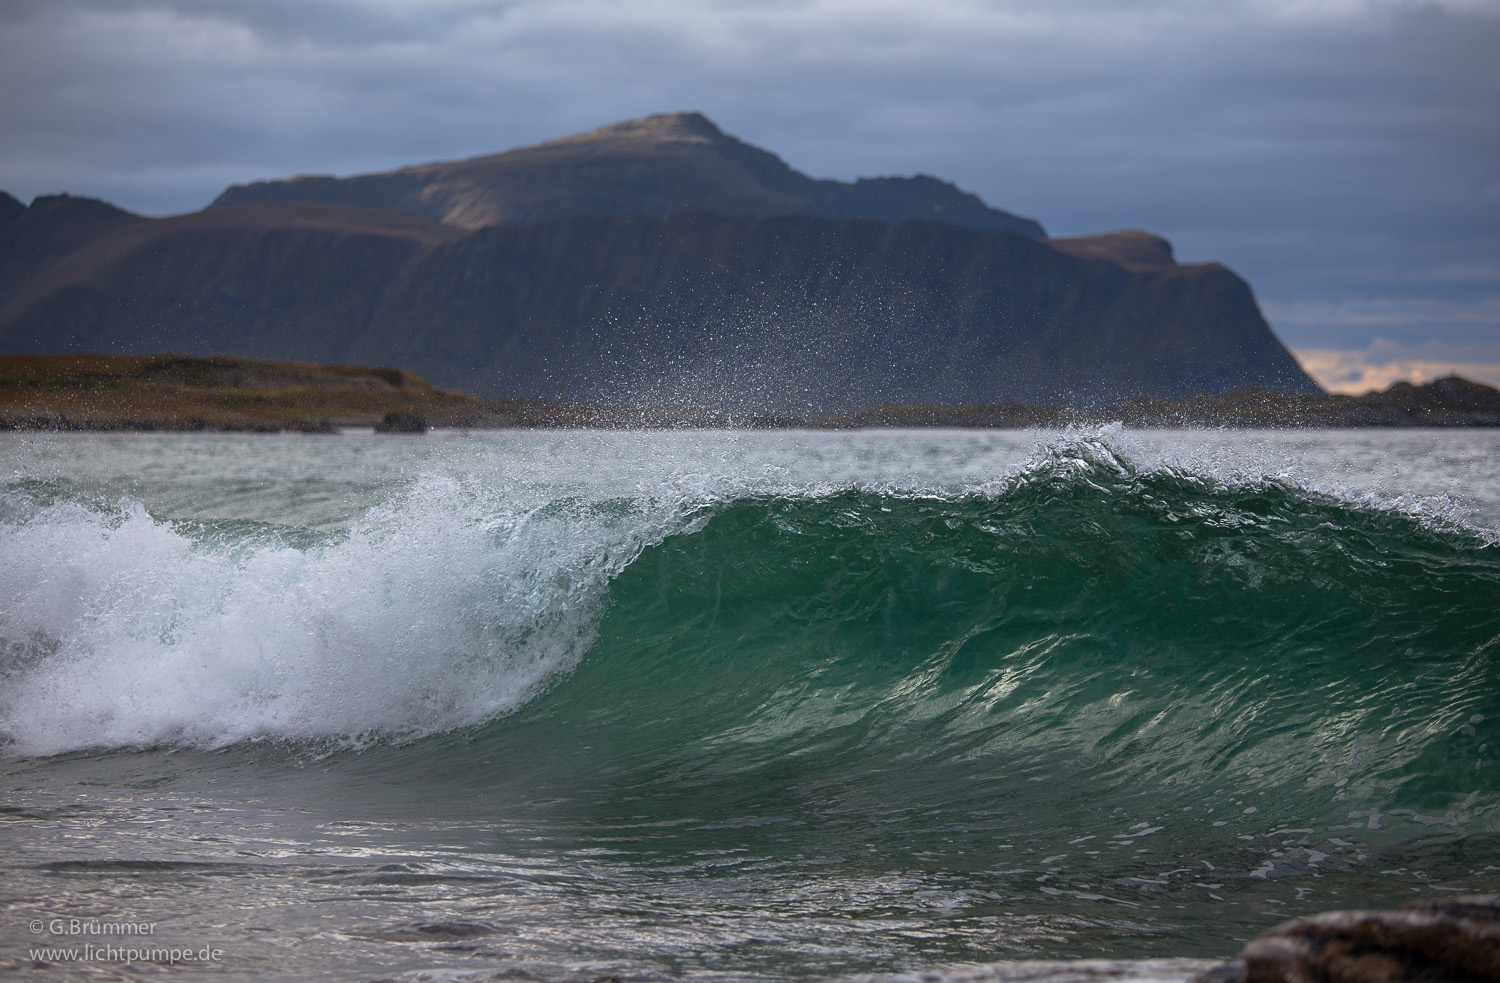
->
0, 112, 1322, 412
0, 194, 1318, 412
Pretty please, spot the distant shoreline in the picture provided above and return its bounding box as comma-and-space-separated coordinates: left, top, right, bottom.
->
4, 353, 1499, 433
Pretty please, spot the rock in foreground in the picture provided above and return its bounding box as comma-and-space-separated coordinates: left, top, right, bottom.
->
1191, 896, 1500, 983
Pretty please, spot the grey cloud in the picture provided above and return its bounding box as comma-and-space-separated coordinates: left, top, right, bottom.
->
4, 0, 510, 47
0, 0, 1495, 354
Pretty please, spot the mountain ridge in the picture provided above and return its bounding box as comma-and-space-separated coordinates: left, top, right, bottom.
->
211, 111, 1048, 238
0, 112, 1322, 412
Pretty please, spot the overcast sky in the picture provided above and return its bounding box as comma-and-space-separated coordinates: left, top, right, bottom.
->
2, 0, 1497, 390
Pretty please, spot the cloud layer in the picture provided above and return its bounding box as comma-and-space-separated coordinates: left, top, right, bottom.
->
2, 0, 1496, 360
1295, 342, 1500, 393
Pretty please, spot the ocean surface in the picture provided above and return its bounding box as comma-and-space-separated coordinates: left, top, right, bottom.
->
1, 427, 1497, 982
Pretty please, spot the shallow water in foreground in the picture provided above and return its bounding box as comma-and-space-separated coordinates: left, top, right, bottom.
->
1, 428, 1497, 982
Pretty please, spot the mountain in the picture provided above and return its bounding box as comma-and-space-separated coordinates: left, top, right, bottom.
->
211, 112, 1047, 239
0, 111, 1322, 412
0, 192, 1319, 412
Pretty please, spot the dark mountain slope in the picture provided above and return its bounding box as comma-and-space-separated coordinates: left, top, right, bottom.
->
0, 192, 23, 229
0, 199, 459, 364
0, 194, 148, 314
212, 112, 1046, 238
353, 212, 1314, 409
0, 196, 1317, 412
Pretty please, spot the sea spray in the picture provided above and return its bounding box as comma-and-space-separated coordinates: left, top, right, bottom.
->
0, 474, 696, 754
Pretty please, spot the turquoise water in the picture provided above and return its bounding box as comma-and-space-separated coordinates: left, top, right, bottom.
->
1, 428, 1497, 981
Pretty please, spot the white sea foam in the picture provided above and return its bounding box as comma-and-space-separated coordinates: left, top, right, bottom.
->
0, 476, 687, 756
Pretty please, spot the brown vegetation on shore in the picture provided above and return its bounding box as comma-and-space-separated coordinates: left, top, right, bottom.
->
0, 353, 488, 431
3, 353, 1498, 433
0, 353, 800, 432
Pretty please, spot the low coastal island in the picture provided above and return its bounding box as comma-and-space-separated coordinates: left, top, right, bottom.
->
2, 352, 1498, 433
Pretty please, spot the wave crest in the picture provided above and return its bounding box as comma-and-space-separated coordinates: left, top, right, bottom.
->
0, 477, 681, 755
2, 431, 1496, 831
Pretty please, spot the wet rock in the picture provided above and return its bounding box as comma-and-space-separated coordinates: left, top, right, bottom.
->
1191, 895, 1500, 983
